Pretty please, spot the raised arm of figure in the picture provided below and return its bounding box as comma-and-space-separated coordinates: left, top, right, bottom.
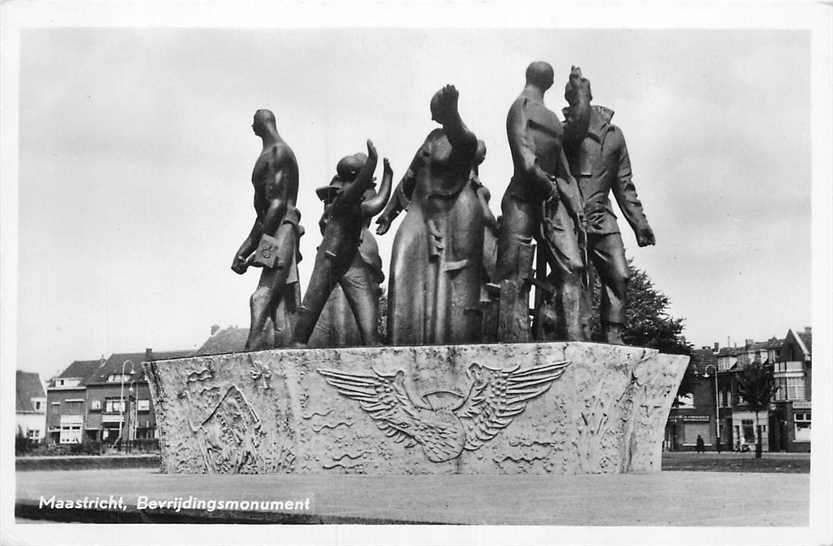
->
432, 84, 477, 160
362, 157, 393, 218
339, 140, 379, 205
563, 66, 592, 144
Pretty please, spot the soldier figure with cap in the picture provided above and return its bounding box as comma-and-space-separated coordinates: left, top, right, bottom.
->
292, 141, 392, 346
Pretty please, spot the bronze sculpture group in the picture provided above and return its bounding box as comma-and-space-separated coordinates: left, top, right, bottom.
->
232, 63, 655, 351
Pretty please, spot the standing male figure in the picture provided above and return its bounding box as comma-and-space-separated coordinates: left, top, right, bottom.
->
231, 109, 304, 350
496, 61, 587, 342
561, 68, 656, 344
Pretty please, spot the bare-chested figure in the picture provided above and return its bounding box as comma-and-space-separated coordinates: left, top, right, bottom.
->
231, 109, 303, 350
496, 62, 588, 342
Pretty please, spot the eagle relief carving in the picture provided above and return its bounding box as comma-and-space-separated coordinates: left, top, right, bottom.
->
317, 360, 570, 462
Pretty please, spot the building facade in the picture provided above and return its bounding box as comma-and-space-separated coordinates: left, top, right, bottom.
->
16, 370, 46, 442
46, 349, 190, 446
665, 327, 812, 452
769, 328, 812, 452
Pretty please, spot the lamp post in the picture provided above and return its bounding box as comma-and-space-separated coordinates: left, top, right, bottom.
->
703, 364, 720, 452
118, 359, 134, 451
127, 383, 134, 453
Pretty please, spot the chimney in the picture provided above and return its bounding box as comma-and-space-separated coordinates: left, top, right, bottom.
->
211, 324, 220, 336
805, 326, 812, 334
145, 348, 153, 362
713, 342, 719, 353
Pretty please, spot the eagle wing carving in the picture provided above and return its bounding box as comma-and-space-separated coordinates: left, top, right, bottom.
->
317, 368, 420, 446
456, 360, 570, 450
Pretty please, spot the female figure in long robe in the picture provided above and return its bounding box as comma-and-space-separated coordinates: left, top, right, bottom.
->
376, 85, 482, 345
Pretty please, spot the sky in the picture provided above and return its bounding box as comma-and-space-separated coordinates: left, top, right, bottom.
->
15, 28, 810, 379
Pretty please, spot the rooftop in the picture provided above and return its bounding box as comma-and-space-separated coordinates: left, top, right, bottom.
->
83, 350, 192, 385
56, 359, 102, 380
715, 337, 784, 357
797, 331, 812, 354
16, 370, 45, 412
194, 326, 249, 356
52, 349, 192, 388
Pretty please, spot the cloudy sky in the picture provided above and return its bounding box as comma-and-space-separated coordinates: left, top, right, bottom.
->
16, 28, 810, 378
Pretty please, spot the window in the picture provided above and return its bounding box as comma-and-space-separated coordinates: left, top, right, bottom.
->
136, 427, 155, 439
742, 420, 755, 443
90, 400, 102, 411
137, 399, 150, 412
105, 398, 125, 413
720, 390, 729, 408
786, 378, 806, 401
27, 429, 40, 440
59, 424, 82, 444
106, 374, 131, 383
775, 378, 788, 401
33, 401, 42, 411
682, 423, 710, 445
795, 413, 811, 442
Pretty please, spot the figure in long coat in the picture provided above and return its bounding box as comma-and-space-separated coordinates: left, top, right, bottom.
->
376, 85, 482, 345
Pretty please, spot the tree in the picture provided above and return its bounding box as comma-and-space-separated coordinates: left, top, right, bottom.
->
735, 360, 776, 458
15, 426, 33, 455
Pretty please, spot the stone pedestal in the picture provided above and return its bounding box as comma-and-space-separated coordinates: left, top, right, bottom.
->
145, 342, 688, 474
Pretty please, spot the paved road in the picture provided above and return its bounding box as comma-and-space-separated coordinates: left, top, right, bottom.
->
15, 469, 808, 525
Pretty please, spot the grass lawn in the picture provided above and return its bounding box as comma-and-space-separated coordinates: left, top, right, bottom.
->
662, 451, 810, 473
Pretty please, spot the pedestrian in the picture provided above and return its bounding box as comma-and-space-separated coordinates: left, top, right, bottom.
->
696, 434, 705, 454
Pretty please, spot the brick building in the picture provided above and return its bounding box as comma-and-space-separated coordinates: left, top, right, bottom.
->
46, 349, 190, 446
769, 328, 812, 452
665, 327, 812, 452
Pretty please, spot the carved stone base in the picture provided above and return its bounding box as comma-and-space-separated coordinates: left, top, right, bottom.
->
145, 342, 688, 474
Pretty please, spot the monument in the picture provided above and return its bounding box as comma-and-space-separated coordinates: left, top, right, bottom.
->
147, 65, 687, 476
